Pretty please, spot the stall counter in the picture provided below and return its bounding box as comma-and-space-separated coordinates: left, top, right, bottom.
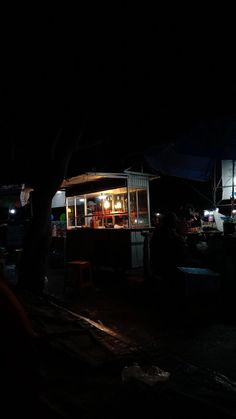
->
66, 227, 153, 271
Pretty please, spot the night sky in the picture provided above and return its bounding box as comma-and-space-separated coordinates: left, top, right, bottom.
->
1, 11, 236, 181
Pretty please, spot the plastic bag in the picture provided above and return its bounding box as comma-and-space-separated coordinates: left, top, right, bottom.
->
121, 363, 170, 386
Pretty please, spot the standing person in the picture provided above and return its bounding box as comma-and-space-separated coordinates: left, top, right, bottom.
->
175, 205, 191, 237
20, 184, 34, 220
150, 211, 188, 280
87, 201, 96, 227
150, 210, 207, 293
149, 211, 189, 323
189, 208, 201, 230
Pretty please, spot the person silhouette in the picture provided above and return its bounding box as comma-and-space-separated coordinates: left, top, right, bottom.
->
150, 211, 188, 279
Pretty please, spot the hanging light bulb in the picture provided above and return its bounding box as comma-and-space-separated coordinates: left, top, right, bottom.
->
104, 200, 110, 209
115, 201, 122, 209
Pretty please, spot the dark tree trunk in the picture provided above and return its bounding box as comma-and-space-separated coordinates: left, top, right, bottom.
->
17, 129, 82, 293
17, 187, 54, 293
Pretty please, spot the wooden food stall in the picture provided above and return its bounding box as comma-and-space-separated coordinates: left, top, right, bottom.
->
60, 170, 156, 271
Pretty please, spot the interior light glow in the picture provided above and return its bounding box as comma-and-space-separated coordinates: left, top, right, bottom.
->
104, 200, 110, 209
114, 201, 122, 209
98, 194, 106, 200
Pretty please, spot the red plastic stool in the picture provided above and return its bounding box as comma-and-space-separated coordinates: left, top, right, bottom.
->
65, 260, 94, 293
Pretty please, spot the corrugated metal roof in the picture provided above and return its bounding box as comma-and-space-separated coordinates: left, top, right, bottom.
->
61, 171, 158, 188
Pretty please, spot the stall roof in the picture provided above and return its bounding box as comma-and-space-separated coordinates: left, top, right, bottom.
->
61, 171, 158, 188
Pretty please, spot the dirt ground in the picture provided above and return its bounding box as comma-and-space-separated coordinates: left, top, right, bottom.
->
7, 266, 236, 417
63, 270, 236, 377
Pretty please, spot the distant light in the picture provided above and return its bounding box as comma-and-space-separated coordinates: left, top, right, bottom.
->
9, 209, 16, 214
79, 198, 85, 202
204, 210, 214, 217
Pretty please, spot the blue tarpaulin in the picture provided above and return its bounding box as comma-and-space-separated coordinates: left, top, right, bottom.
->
174, 117, 236, 160
144, 143, 214, 182
145, 117, 236, 182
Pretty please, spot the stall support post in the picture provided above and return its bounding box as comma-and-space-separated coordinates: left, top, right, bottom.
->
231, 160, 235, 217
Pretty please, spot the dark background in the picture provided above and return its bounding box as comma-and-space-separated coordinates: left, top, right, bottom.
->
0, 10, 236, 209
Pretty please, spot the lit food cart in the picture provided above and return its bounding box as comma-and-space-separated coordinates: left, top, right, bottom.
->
60, 170, 157, 271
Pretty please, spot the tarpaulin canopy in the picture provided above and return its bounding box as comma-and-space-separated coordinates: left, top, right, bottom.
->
173, 117, 236, 160
144, 117, 236, 207
144, 143, 214, 182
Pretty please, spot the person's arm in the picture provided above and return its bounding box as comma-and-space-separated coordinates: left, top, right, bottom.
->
0, 279, 34, 337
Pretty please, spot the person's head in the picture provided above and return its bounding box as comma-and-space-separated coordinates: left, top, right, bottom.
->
87, 201, 96, 210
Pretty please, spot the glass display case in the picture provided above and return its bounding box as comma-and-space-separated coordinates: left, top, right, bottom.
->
64, 171, 152, 230
60, 171, 157, 269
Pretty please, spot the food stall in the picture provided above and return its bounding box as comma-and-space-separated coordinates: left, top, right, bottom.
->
59, 170, 157, 271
